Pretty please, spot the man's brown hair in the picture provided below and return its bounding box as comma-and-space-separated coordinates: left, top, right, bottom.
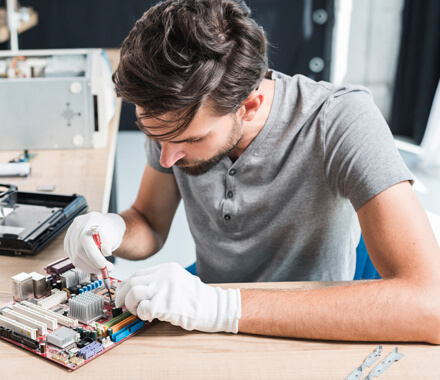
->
112, 0, 268, 140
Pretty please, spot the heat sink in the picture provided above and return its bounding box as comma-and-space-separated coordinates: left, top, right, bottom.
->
71, 268, 90, 284
46, 326, 78, 348
69, 292, 104, 323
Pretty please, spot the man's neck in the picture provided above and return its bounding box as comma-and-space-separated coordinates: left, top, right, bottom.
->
229, 78, 276, 161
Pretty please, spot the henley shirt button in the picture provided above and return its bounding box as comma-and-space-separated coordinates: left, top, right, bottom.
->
224, 214, 231, 221
229, 168, 237, 176
227, 191, 233, 199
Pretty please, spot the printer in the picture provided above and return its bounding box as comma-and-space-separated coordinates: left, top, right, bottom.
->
0, 49, 116, 150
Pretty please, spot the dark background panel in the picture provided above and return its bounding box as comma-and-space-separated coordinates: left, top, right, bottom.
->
390, 0, 440, 144
0, 0, 334, 130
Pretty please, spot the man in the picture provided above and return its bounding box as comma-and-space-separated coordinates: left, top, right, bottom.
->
65, 0, 440, 343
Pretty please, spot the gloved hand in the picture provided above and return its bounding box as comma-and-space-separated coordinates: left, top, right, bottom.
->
115, 262, 241, 333
64, 211, 126, 273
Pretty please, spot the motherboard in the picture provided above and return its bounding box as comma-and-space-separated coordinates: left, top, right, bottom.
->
0, 257, 154, 370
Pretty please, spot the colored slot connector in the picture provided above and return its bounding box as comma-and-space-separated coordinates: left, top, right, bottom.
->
111, 319, 144, 343
78, 341, 103, 360
103, 310, 132, 328
109, 315, 138, 334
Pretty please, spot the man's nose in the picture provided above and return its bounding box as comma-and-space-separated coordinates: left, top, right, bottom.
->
160, 142, 186, 168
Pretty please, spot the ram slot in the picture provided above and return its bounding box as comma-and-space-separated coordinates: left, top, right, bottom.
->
2, 308, 47, 336
12, 304, 58, 330
21, 301, 78, 328
0, 315, 37, 340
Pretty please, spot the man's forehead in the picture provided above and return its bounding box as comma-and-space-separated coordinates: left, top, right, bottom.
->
134, 103, 228, 140
135, 105, 214, 142
135, 106, 186, 137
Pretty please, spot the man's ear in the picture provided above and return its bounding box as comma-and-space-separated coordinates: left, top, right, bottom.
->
239, 93, 264, 122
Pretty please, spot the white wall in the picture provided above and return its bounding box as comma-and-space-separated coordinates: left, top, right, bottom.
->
332, 0, 404, 121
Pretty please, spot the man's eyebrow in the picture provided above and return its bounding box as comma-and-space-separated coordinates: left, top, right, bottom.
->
135, 112, 204, 144
167, 136, 204, 144
135, 111, 143, 122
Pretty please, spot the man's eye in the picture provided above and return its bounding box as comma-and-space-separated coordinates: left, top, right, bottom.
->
186, 138, 203, 144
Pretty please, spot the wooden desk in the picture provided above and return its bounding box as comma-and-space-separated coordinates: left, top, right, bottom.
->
0, 280, 439, 379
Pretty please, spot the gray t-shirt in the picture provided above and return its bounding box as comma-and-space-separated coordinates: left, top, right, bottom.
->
145, 71, 414, 283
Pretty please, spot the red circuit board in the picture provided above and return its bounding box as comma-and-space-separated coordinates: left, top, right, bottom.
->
0, 277, 155, 371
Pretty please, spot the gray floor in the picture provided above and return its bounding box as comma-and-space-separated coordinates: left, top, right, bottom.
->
112, 131, 440, 280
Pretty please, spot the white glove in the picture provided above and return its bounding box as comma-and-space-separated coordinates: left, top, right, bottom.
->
64, 211, 126, 273
115, 262, 241, 333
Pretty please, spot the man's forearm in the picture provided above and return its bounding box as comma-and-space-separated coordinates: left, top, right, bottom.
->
239, 278, 440, 343
113, 207, 163, 261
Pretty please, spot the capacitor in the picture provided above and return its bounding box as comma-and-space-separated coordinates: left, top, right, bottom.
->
56, 280, 62, 290
40, 342, 46, 354
107, 328, 113, 337
77, 326, 84, 338
91, 330, 97, 341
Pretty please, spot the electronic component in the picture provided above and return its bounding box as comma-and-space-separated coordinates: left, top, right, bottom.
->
71, 268, 90, 285
37, 289, 67, 309
0, 315, 37, 340
11, 272, 33, 301
95, 287, 116, 305
12, 303, 58, 330
45, 257, 74, 276
21, 300, 78, 328
101, 336, 114, 349
104, 310, 132, 329
51, 353, 69, 365
77, 337, 93, 348
37, 289, 68, 309
111, 307, 123, 318
2, 308, 47, 336
1, 257, 154, 370
78, 341, 103, 360
69, 292, 104, 323
0, 326, 39, 349
0, 49, 115, 151
109, 315, 138, 335
29, 272, 48, 298
60, 270, 77, 288
46, 326, 79, 348
0, 190, 87, 257
111, 319, 145, 343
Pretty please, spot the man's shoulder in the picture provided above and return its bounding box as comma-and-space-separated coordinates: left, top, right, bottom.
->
273, 70, 372, 103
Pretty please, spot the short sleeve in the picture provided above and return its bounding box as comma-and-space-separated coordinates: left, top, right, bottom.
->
144, 138, 174, 174
323, 87, 414, 211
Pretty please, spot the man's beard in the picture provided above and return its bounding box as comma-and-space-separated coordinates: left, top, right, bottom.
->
175, 120, 243, 176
